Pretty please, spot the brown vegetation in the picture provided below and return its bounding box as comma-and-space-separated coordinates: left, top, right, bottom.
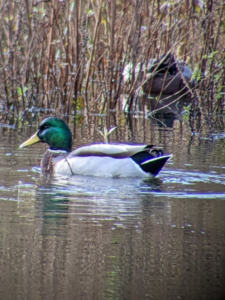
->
0, 0, 224, 132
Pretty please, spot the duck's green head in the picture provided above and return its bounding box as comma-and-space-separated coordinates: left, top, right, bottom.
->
20, 117, 72, 152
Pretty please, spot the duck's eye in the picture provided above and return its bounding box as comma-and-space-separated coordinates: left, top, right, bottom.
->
40, 124, 48, 131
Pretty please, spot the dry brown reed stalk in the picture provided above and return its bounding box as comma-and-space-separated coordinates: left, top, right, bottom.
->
84, 0, 103, 108
188, 1, 225, 135
0, 0, 224, 134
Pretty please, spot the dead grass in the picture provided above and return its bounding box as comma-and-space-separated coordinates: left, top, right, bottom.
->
0, 0, 224, 133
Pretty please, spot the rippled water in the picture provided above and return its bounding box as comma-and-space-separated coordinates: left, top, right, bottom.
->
1, 114, 225, 300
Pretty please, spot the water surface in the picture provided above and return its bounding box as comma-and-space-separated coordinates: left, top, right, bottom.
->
0, 114, 225, 300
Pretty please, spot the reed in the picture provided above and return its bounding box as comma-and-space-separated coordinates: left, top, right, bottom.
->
0, 0, 224, 131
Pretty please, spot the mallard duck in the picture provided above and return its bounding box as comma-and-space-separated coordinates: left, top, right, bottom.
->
20, 117, 172, 178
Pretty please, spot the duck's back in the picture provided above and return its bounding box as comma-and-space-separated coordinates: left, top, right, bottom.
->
69, 143, 147, 158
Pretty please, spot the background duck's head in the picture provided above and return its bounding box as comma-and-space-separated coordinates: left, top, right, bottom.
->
20, 117, 72, 152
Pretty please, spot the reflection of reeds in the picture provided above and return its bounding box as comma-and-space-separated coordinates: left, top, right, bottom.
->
0, 0, 224, 127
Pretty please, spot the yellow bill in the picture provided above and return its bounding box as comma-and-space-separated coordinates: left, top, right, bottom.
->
20, 132, 40, 148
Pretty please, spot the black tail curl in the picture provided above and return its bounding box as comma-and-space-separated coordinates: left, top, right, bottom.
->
144, 145, 164, 157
